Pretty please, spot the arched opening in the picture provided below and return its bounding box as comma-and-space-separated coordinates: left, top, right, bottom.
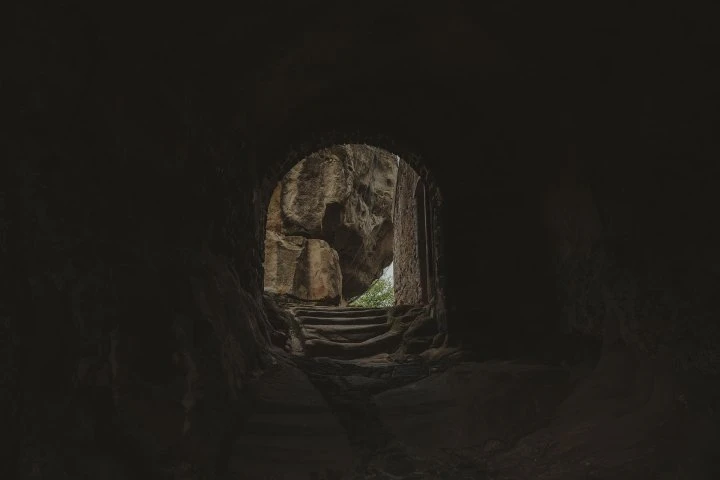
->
262, 143, 444, 308
260, 142, 448, 360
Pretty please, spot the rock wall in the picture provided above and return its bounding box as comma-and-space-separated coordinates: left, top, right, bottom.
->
3, 160, 277, 478
393, 161, 423, 304
264, 144, 397, 302
2, 36, 278, 475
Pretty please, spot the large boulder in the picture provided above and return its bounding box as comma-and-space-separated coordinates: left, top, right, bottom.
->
263, 231, 343, 304
264, 144, 398, 301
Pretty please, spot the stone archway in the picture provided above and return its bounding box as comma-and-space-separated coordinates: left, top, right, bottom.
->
259, 134, 448, 326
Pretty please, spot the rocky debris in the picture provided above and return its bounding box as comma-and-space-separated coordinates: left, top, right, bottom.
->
264, 144, 398, 303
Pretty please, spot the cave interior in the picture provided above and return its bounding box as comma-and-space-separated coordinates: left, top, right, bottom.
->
4, 2, 720, 479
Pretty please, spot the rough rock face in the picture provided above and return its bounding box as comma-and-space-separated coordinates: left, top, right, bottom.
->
3, 152, 278, 479
264, 144, 398, 302
393, 161, 423, 304
263, 231, 342, 304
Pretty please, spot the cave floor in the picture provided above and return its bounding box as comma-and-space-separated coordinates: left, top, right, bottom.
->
227, 347, 481, 480
225, 345, 687, 480
226, 304, 689, 479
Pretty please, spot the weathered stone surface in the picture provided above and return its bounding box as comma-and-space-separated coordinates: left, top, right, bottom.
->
393, 160, 424, 304
263, 231, 342, 304
265, 144, 398, 300
399, 311, 438, 354
263, 294, 294, 350
262, 292, 294, 332
303, 322, 392, 343
292, 304, 429, 360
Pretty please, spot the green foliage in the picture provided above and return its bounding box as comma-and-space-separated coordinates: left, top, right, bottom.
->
349, 276, 394, 308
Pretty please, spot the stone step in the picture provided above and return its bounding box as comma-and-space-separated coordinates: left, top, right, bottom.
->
290, 303, 388, 310
303, 322, 391, 343
293, 307, 389, 318
299, 314, 389, 326
305, 330, 404, 360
